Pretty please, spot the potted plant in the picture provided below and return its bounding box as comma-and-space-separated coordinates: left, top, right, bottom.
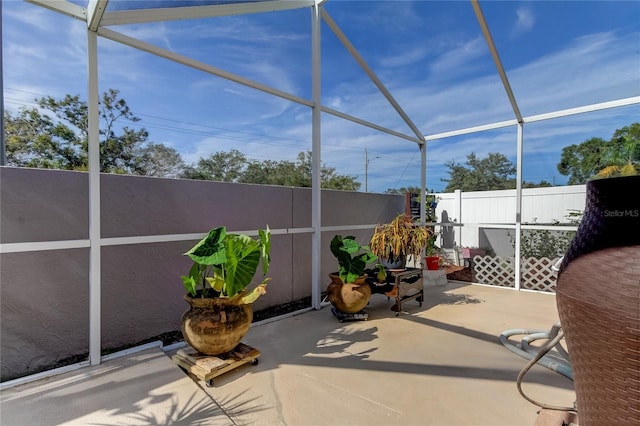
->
370, 213, 433, 269
180, 226, 271, 356
326, 235, 377, 313
424, 231, 440, 270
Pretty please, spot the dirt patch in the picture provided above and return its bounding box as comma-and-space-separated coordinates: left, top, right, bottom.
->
446, 265, 474, 282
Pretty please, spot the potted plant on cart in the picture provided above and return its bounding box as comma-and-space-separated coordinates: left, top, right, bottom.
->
327, 235, 377, 313
180, 226, 271, 356
370, 213, 433, 270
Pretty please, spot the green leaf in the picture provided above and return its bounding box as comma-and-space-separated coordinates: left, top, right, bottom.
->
223, 234, 262, 297
331, 234, 377, 283
205, 275, 224, 292
330, 235, 344, 258
183, 226, 271, 300
340, 237, 362, 255
184, 226, 227, 265
259, 227, 271, 275
181, 275, 197, 297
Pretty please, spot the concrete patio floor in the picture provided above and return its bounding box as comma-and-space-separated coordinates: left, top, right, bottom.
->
1, 282, 576, 425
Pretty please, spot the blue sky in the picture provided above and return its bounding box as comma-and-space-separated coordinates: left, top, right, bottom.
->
3, 0, 639, 192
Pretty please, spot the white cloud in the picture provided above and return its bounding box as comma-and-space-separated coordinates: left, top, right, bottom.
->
380, 47, 429, 69
4, 3, 57, 30
308, 26, 639, 190
511, 7, 535, 38
508, 31, 639, 113
352, 1, 422, 34
4, 1, 638, 193
428, 37, 487, 76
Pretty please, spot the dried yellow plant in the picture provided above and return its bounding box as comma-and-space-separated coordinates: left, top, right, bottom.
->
370, 214, 434, 262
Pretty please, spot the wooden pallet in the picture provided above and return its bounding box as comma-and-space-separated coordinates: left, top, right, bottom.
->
172, 342, 260, 387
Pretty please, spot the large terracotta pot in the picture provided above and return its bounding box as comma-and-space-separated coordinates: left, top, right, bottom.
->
327, 274, 371, 313
181, 294, 253, 356
556, 175, 640, 425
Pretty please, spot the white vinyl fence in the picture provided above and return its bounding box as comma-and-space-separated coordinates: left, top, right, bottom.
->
433, 185, 586, 292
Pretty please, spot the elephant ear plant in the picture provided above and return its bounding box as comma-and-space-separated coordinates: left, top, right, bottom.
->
330, 235, 377, 283
181, 226, 271, 305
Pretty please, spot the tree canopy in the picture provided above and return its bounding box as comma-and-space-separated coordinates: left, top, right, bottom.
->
187, 150, 361, 191
441, 152, 516, 192
440, 152, 552, 192
3, 90, 359, 190
385, 186, 423, 195
6, 89, 635, 193
557, 122, 639, 184
182, 149, 247, 182
4, 89, 184, 176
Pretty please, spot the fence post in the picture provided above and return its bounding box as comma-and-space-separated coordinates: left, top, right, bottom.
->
455, 189, 462, 248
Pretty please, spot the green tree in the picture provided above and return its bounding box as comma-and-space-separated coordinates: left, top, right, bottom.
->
4, 89, 183, 176
294, 151, 360, 190
188, 150, 361, 190
182, 149, 247, 181
291, 151, 358, 189
597, 123, 640, 177
240, 159, 299, 186
557, 137, 609, 184
323, 174, 360, 191
557, 123, 640, 184
384, 186, 422, 195
4, 107, 85, 169
137, 144, 185, 178
442, 152, 517, 192
522, 180, 552, 188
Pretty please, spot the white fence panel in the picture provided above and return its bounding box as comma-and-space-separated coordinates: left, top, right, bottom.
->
434, 185, 586, 249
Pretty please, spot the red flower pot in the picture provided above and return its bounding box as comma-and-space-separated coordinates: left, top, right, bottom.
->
425, 256, 439, 270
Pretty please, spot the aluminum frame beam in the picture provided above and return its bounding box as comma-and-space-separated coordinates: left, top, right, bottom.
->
424, 96, 640, 142
472, 0, 522, 123
97, 27, 422, 146
87, 0, 109, 31
99, 1, 317, 26
311, 2, 322, 310
26, 0, 86, 20
87, 28, 101, 366
321, 8, 425, 144
98, 27, 313, 107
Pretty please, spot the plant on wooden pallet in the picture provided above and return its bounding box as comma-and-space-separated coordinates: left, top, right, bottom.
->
180, 226, 271, 356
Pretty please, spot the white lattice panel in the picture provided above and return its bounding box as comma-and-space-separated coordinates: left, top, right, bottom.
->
521, 257, 558, 292
473, 255, 558, 292
473, 256, 515, 287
